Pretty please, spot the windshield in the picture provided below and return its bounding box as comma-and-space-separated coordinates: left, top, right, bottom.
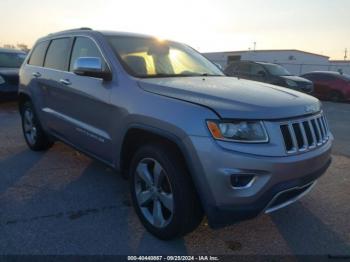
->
263, 64, 291, 76
107, 36, 224, 78
0, 52, 26, 68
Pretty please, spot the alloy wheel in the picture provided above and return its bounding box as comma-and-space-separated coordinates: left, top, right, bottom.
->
134, 158, 174, 228
23, 108, 37, 145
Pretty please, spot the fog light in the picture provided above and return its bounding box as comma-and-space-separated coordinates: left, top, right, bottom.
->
230, 174, 256, 189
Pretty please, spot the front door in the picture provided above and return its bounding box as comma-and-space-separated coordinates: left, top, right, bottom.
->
43, 36, 113, 163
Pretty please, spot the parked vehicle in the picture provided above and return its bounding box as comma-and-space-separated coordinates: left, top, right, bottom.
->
301, 71, 350, 102
224, 61, 314, 94
0, 48, 26, 100
19, 28, 332, 239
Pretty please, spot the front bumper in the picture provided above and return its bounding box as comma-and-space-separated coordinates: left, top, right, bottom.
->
183, 135, 332, 228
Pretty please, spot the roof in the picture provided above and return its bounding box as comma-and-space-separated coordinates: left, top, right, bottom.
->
329, 60, 350, 63
205, 49, 330, 59
302, 71, 342, 75
230, 60, 279, 66
302, 71, 350, 79
255, 61, 279, 66
0, 48, 26, 54
99, 30, 155, 38
45, 27, 156, 39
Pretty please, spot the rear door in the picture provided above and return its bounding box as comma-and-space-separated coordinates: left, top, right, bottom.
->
44, 36, 113, 162
312, 74, 335, 98
41, 37, 74, 132
23, 41, 50, 121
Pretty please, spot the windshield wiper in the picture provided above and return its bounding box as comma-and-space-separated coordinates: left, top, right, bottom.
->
199, 73, 224, 77
140, 73, 224, 78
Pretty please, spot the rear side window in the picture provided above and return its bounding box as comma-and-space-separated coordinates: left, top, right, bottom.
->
250, 63, 265, 75
44, 38, 72, 71
28, 41, 49, 67
69, 37, 106, 71
302, 74, 315, 80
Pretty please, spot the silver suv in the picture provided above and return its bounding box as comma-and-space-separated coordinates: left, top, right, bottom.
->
19, 28, 333, 239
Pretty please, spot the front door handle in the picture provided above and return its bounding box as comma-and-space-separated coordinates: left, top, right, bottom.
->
59, 79, 71, 86
32, 72, 41, 78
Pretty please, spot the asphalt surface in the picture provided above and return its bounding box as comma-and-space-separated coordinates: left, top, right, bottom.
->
0, 101, 349, 256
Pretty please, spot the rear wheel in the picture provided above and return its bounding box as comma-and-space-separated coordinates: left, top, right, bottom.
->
129, 144, 203, 240
21, 101, 53, 151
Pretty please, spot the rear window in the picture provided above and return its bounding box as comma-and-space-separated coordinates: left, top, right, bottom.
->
28, 41, 49, 67
316, 74, 336, 81
44, 38, 72, 71
0, 52, 26, 68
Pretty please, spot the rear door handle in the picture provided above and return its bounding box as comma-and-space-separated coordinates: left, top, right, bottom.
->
59, 79, 71, 86
32, 72, 41, 78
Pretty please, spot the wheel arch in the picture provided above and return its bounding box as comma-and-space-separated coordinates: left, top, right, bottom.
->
119, 124, 206, 215
119, 125, 190, 177
18, 92, 32, 114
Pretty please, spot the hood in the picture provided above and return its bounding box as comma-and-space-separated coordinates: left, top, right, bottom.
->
280, 75, 312, 83
138, 76, 321, 120
0, 68, 19, 76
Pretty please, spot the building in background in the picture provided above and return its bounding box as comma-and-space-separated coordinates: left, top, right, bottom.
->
203, 50, 350, 75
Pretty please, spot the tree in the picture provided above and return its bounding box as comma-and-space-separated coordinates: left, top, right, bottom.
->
17, 43, 30, 53
3, 44, 15, 49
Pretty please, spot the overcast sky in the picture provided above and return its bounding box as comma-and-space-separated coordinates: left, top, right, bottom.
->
1, 0, 349, 59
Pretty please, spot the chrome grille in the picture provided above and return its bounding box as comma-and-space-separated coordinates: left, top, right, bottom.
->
280, 113, 330, 154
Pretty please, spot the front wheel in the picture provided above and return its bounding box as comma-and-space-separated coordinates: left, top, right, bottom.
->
129, 144, 203, 240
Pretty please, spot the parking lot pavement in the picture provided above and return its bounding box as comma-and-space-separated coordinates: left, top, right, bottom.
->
0, 101, 349, 256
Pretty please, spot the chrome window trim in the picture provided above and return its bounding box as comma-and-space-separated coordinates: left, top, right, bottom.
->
25, 34, 113, 80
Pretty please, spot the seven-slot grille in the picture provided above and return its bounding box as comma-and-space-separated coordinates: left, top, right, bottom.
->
280, 113, 330, 154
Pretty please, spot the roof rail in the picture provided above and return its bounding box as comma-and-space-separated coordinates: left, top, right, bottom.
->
48, 27, 92, 36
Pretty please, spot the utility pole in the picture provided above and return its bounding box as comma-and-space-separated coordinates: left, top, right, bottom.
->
345, 48, 348, 61
253, 42, 256, 51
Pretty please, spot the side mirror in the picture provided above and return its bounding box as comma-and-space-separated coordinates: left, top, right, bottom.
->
257, 70, 266, 78
73, 57, 112, 81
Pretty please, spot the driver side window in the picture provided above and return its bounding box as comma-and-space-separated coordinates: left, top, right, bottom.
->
250, 64, 266, 76
69, 37, 106, 72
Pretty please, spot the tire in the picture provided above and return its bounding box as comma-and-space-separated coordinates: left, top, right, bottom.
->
329, 91, 343, 102
129, 144, 203, 240
21, 101, 53, 151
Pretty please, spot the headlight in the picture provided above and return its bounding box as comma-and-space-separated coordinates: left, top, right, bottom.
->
286, 79, 298, 87
206, 120, 268, 143
0, 76, 5, 85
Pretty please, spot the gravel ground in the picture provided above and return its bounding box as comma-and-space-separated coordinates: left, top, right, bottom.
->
0, 101, 349, 256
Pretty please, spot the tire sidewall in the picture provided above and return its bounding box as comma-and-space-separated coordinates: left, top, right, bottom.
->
21, 102, 38, 148
21, 101, 52, 151
129, 145, 188, 239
